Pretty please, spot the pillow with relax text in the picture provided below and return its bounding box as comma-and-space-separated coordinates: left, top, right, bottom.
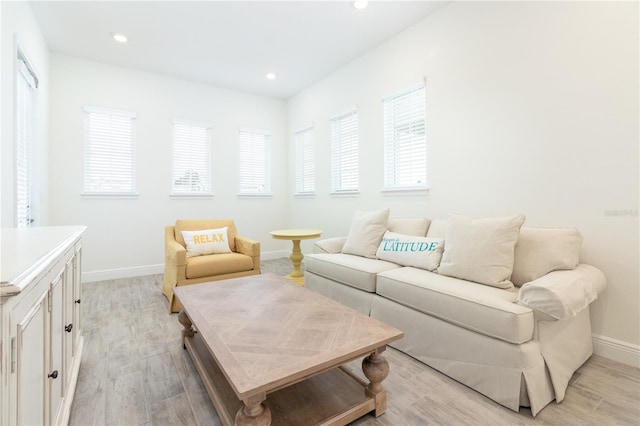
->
181, 227, 231, 257
376, 231, 444, 271
437, 214, 525, 289
342, 208, 390, 258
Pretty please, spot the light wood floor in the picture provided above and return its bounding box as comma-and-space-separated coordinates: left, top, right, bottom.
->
70, 259, 640, 425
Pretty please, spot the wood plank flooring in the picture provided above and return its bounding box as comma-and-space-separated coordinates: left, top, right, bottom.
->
70, 259, 640, 425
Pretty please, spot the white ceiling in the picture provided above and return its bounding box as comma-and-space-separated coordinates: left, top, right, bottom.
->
29, 1, 445, 99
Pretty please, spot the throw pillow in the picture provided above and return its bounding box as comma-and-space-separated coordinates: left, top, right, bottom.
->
342, 208, 390, 258
437, 214, 526, 289
511, 227, 583, 286
181, 227, 231, 257
376, 231, 444, 271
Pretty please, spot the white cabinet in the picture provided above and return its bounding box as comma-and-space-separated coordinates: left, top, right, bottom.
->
1, 226, 86, 426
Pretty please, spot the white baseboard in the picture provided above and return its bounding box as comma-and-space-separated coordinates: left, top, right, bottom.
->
82, 251, 291, 283
82, 262, 639, 369
592, 333, 640, 368
83, 264, 164, 282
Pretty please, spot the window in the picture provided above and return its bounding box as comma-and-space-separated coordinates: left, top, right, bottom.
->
383, 82, 427, 191
330, 110, 359, 193
16, 50, 38, 227
171, 120, 212, 196
83, 106, 136, 195
238, 127, 271, 195
294, 126, 315, 195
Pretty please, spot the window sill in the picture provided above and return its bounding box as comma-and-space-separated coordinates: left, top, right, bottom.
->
294, 192, 316, 199
81, 192, 139, 199
170, 193, 214, 200
237, 193, 273, 199
381, 187, 429, 196
330, 191, 360, 198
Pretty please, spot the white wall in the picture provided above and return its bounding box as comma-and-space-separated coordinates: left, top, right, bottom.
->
48, 54, 290, 277
287, 2, 639, 358
1, 1, 49, 227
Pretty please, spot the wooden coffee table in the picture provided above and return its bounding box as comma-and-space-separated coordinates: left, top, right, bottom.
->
174, 273, 404, 426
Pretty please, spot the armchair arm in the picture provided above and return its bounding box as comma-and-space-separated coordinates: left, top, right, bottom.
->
235, 236, 261, 257
165, 226, 187, 266
313, 236, 347, 254
517, 264, 607, 321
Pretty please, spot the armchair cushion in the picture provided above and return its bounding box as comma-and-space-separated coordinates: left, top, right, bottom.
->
186, 252, 254, 279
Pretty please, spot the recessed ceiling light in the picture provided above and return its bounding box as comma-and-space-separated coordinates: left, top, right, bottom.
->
266, 72, 277, 80
111, 32, 128, 43
353, 0, 368, 9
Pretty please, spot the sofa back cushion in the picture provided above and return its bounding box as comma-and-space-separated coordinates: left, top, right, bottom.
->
388, 217, 431, 236
342, 209, 390, 258
425, 218, 447, 238
437, 214, 525, 289
175, 219, 237, 252
511, 227, 583, 286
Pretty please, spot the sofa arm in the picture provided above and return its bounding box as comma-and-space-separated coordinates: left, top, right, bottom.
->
165, 226, 187, 266
313, 237, 347, 254
517, 264, 607, 320
235, 236, 261, 257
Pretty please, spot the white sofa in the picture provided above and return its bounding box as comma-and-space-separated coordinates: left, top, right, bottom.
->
305, 212, 607, 416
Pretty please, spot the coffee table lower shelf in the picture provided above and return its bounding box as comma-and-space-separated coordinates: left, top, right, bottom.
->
186, 333, 377, 426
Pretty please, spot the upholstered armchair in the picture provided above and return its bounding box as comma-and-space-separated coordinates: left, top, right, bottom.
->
162, 219, 261, 313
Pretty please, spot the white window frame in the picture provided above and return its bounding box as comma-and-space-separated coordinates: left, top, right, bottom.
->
15, 49, 38, 227
170, 119, 213, 198
238, 126, 271, 197
382, 80, 427, 194
330, 109, 359, 195
294, 125, 315, 196
83, 105, 137, 197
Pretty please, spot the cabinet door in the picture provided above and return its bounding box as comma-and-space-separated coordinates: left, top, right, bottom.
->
16, 291, 48, 426
64, 258, 74, 388
73, 248, 82, 353
50, 274, 65, 425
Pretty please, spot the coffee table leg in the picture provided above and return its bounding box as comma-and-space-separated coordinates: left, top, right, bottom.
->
362, 346, 390, 417
178, 310, 195, 349
235, 394, 271, 425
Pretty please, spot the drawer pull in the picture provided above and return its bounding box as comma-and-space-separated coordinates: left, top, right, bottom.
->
65, 324, 73, 333
48, 370, 58, 379
75, 299, 81, 304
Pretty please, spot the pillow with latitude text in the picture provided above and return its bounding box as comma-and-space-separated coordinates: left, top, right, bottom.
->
376, 231, 444, 271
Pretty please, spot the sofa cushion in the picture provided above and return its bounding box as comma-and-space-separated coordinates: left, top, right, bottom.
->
375, 231, 444, 272
438, 214, 526, 289
388, 217, 431, 236
377, 267, 533, 344
342, 209, 390, 258
305, 253, 401, 292
511, 227, 583, 287
181, 227, 231, 257
425, 218, 447, 238
185, 252, 253, 279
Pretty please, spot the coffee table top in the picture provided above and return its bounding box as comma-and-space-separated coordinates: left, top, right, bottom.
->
174, 273, 403, 400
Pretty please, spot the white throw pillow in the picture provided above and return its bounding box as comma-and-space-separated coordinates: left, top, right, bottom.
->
342, 209, 390, 258
438, 214, 526, 289
181, 227, 231, 257
376, 231, 444, 271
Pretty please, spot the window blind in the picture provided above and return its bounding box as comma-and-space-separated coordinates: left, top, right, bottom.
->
83, 106, 137, 195
383, 83, 427, 190
238, 127, 271, 194
294, 127, 315, 194
171, 120, 212, 195
16, 59, 36, 227
330, 110, 359, 193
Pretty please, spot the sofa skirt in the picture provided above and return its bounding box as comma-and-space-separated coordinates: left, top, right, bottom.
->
305, 272, 375, 315
370, 295, 556, 416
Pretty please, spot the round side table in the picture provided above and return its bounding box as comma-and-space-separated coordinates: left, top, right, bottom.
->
269, 229, 322, 285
